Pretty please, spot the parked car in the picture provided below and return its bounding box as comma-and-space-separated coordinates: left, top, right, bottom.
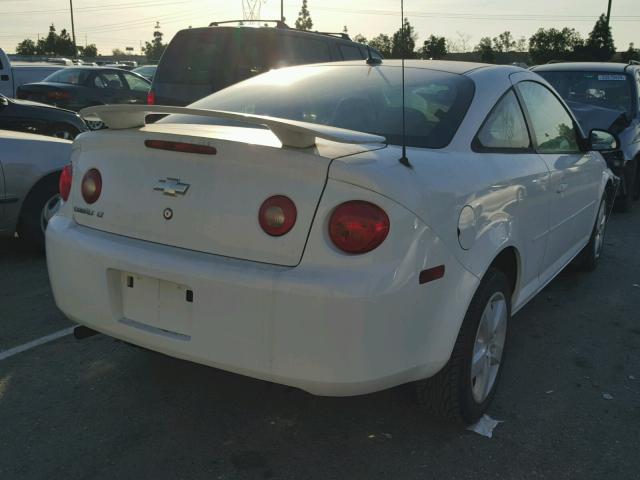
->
149, 21, 383, 106
0, 48, 65, 98
0, 94, 87, 139
48, 60, 617, 424
16, 67, 151, 113
1, 130, 71, 249
132, 65, 156, 82
532, 62, 640, 211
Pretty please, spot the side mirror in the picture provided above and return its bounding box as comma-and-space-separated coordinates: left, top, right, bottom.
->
588, 128, 619, 151
0, 96, 8, 107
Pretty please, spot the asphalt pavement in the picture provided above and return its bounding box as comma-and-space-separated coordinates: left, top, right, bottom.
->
1, 206, 639, 480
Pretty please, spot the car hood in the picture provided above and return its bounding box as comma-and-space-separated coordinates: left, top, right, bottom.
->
566, 100, 630, 135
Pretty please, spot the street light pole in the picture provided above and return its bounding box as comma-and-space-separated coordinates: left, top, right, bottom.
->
69, 0, 77, 57
606, 0, 612, 28
281, 0, 284, 22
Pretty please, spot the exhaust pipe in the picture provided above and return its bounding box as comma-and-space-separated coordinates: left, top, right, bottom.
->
74, 325, 100, 340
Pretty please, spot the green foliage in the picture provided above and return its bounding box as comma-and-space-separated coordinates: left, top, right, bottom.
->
369, 34, 392, 58
295, 0, 313, 31
475, 37, 495, 63
493, 31, 516, 53
528, 27, 583, 64
391, 18, 417, 58
420, 35, 447, 59
16, 39, 37, 56
621, 43, 640, 63
353, 34, 367, 44
82, 44, 98, 57
584, 13, 616, 61
112, 48, 126, 56
143, 22, 166, 62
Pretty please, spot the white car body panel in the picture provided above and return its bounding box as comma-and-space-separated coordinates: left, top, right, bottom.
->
46, 62, 615, 395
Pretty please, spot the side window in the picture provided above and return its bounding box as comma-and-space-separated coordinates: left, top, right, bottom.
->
339, 44, 364, 60
475, 90, 530, 151
123, 72, 150, 92
99, 72, 124, 90
289, 38, 331, 64
518, 81, 580, 154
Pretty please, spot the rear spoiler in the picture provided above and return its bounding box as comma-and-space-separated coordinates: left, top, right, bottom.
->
79, 105, 386, 149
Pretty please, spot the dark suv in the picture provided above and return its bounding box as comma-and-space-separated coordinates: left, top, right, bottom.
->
149, 21, 381, 106
532, 62, 640, 211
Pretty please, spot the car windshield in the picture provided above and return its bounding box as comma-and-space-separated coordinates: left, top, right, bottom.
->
44, 68, 92, 85
538, 70, 634, 116
162, 64, 475, 149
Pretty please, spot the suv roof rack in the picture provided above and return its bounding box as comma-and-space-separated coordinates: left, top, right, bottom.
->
313, 31, 351, 40
209, 19, 289, 28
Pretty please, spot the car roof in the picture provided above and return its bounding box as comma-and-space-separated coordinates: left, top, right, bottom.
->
185, 25, 366, 44
532, 62, 635, 73
307, 59, 520, 75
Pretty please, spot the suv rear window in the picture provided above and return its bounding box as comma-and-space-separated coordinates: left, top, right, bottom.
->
164, 64, 475, 149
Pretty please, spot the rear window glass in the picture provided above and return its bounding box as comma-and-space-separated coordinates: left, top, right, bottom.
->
339, 44, 364, 60
45, 68, 91, 85
163, 65, 475, 149
538, 70, 635, 117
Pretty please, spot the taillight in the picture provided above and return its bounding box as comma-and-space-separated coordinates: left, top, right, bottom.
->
329, 201, 390, 254
259, 195, 297, 236
81, 168, 102, 204
147, 90, 155, 105
59, 165, 73, 202
144, 139, 216, 155
47, 91, 71, 101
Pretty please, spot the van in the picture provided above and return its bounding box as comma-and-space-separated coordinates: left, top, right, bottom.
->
149, 21, 381, 106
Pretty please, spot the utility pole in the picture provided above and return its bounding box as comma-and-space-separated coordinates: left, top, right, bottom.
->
69, 0, 77, 57
606, 0, 612, 28
281, 0, 284, 22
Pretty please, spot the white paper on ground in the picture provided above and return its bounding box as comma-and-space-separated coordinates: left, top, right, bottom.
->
466, 414, 503, 438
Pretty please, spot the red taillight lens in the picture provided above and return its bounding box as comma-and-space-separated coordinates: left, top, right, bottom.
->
47, 91, 71, 100
59, 164, 73, 202
259, 195, 297, 236
147, 90, 155, 105
81, 168, 102, 204
329, 201, 390, 254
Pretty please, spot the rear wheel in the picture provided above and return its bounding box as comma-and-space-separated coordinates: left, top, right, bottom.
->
416, 268, 511, 425
576, 195, 608, 272
17, 178, 60, 251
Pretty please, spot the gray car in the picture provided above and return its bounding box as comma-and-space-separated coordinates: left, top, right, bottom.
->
0, 129, 71, 249
532, 62, 640, 211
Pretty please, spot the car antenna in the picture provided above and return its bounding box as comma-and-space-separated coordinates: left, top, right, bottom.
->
366, 44, 381, 66
398, 0, 412, 169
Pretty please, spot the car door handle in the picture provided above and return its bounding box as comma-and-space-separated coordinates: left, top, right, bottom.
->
556, 183, 568, 194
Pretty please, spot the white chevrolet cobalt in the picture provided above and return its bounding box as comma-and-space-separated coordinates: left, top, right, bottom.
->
47, 61, 617, 424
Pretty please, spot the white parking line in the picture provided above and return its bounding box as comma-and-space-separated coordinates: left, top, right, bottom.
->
0, 327, 75, 361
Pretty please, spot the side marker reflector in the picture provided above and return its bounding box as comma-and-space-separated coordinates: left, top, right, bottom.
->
419, 265, 445, 285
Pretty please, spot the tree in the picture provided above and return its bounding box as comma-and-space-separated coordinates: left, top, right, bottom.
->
82, 44, 98, 57
475, 37, 495, 63
112, 48, 126, 56
55, 29, 76, 57
621, 43, 640, 63
420, 35, 447, 59
295, 0, 313, 31
342, 25, 348, 34
528, 27, 583, 64
515, 36, 528, 52
493, 31, 516, 53
143, 21, 166, 62
391, 18, 417, 58
584, 13, 615, 61
16, 39, 37, 56
37, 24, 59, 56
369, 34, 392, 58
353, 34, 367, 44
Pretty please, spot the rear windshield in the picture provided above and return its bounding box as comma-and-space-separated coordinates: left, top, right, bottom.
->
538, 70, 635, 116
44, 68, 91, 85
163, 65, 475, 149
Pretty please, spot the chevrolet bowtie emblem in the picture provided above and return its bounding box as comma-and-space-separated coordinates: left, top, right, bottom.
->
154, 178, 190, 197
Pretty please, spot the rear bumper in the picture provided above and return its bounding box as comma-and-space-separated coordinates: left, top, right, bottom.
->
47, 210, 477, 396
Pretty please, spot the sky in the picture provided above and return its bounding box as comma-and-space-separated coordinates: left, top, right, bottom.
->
0, 0, 638, 55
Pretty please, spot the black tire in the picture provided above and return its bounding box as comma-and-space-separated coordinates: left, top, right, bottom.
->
416, 268, 511, 425
616, 160, 637, 212
576, 195, 608, 272
17, 177, 60, 251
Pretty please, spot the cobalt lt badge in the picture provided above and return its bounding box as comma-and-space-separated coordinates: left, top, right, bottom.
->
163, 207, 173, 220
